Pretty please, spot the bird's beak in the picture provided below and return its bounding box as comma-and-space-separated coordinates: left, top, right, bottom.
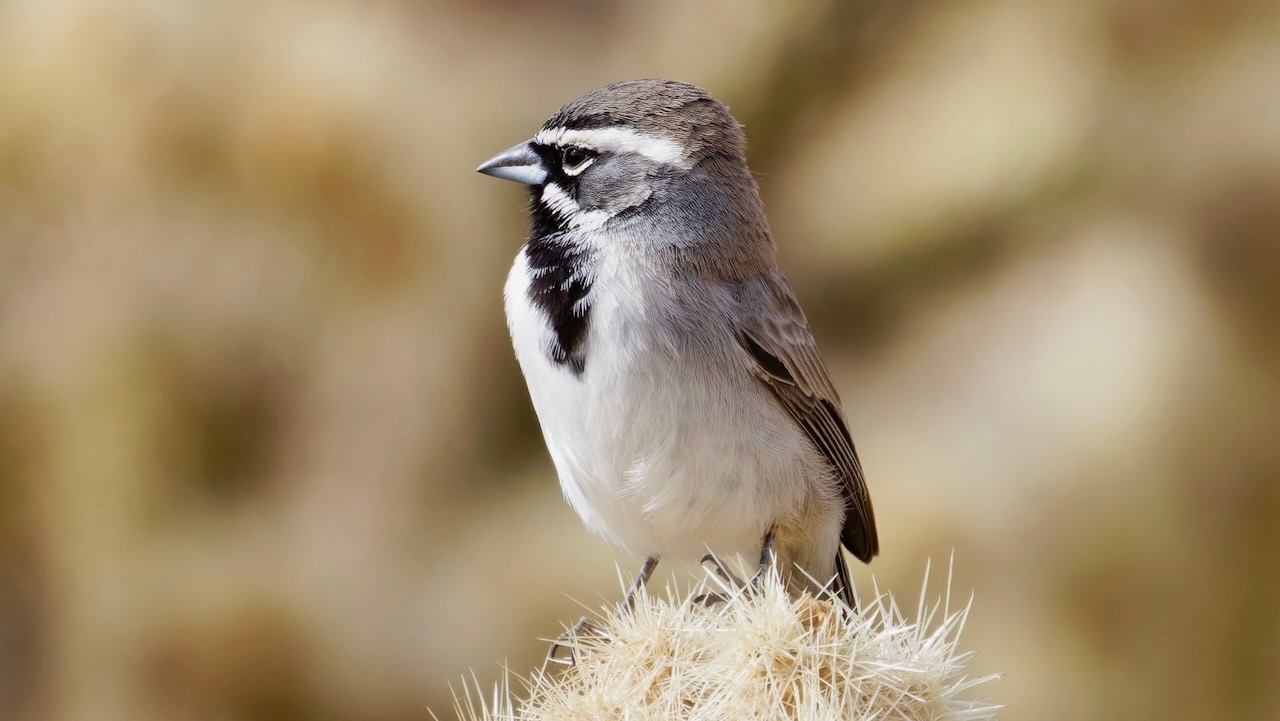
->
476, 140, 547, 186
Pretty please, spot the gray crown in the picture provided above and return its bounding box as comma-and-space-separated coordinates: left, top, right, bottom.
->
544, 79, 747, 163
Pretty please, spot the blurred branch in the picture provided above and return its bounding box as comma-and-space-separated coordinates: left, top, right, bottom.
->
741, 0, 930, 177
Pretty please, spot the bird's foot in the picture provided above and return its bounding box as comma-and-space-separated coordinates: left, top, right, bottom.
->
542, 556, 659, 672
700, 553, 747, 590
542, 615, 599, 672
697, 528, 779, 605
691, 591, 730, 607
749, 527, 777, 594
692, 555, 739, 608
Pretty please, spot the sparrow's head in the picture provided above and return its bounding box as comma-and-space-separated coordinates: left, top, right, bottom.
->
477, 79, 764, 242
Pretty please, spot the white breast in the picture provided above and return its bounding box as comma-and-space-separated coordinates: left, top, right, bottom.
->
504, 246, 833, 561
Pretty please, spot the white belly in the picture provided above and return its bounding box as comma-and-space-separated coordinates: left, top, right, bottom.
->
504, 249, 829, 560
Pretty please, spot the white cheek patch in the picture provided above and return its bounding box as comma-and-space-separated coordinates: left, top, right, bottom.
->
541, 182, 579, 218
542, 182, 610, 231
535, 126, 688, 167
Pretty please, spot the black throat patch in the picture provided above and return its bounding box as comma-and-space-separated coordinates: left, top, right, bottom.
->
523, 226, 592, 376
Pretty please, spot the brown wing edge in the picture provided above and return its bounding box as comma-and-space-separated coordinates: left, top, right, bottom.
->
818, 396, 880, 563
740, 332, 880, 564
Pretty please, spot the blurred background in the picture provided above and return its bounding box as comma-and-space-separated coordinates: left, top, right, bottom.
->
1, 0, 1278, 719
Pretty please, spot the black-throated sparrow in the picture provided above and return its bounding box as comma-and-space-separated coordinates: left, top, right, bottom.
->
477, 79, 877, 610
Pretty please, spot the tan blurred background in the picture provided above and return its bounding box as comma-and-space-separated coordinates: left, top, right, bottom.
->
1, 0, 1279, 719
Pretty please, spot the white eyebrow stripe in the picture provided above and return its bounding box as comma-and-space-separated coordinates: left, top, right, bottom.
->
534, 126, 688, 167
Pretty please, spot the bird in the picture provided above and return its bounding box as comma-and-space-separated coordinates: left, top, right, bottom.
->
476, 79, 877, 614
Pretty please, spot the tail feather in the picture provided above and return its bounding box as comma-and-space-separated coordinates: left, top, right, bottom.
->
832, 550, 858, 611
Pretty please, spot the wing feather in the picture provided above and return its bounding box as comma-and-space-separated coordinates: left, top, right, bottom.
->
736, 272, 879, 563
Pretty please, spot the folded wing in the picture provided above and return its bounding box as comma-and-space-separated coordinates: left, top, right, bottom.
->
735, 272, 879, 563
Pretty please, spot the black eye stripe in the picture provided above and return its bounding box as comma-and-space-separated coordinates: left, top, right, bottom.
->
530, 142, 558, 163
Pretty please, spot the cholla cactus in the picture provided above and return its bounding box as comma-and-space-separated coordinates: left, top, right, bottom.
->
455, 560, 1000, 721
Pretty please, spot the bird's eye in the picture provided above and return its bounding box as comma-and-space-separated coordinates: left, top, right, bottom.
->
560, 146, 596, 174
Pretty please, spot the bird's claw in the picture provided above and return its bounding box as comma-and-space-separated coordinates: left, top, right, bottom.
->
700, 553, 747, 589
698, 529, 777, 604
542, 615, 598, 671
691, 591, 729, 607
750, 528, 777, 592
